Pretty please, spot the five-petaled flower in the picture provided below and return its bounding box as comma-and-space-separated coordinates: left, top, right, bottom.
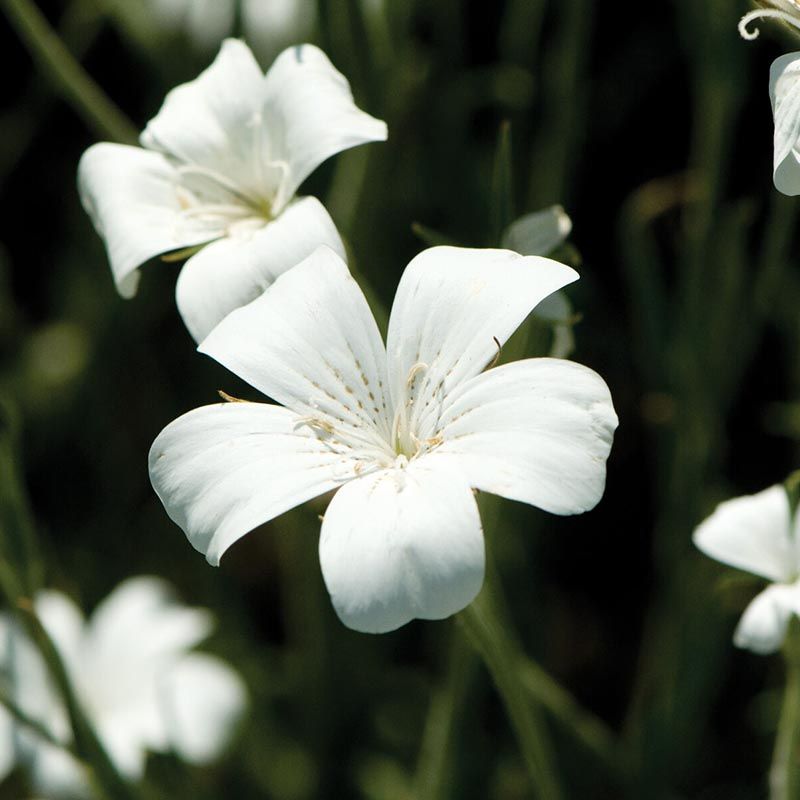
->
739, 1, 800, 194
78, 39, 387, 342
149, 245, 618, 634
0, 577, 247, 798
694, 484, 800, 654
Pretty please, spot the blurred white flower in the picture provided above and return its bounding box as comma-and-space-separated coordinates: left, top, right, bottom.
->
78, 39, 387, 342
149, 245, 618, 634
0, 576, 247, 797
501, 205, 576, 358
694, 485, 800, 654
739, 2, 800, 194
137, 0, 315, 57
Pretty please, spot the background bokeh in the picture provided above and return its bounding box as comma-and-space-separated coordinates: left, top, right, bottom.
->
2, 0, 799, 797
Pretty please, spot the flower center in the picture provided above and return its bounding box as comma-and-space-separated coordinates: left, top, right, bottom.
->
390, 362, 444, 461
173, 164, 277, 240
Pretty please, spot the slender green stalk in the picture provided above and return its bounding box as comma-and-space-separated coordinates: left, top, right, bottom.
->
519, 658, 620, 770
0, 680, 72, 749
0, 561, 137, 800
0, 398, 43, 596
491, 120, 514, 245
770, 628, 800, 800
414, 635, 476, 800
1, 0, 138, 144
458, 590, 563, 800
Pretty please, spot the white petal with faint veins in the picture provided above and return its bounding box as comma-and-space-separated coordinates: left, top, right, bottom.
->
176, 196, 344, 342
150, 402, 351, 564
429, 358, 617, 515
78, 143, 213, 297
770, 53, 800, 195
200, 247, 392, 451
385, 247, 578, 441
262, 44, 388, 211
693, 486, 797, 583
319, 460, 484, 633
141, 39, 267, 198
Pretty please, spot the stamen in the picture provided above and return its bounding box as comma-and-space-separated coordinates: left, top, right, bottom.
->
739, 8, 800, 40
487, 336, 502, 370
295, 417, 336, 435
217, 390, 249, 403
406, 362, 429, 388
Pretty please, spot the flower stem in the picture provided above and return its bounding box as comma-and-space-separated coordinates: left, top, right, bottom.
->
0, 562, 138, 800
518, 656, 622, 772
1, 0, 138, 144
458, 589, 564, 800
414, 634, 476, 800
770, 625, 800, 800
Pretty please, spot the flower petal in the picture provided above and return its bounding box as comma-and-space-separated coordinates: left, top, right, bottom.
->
140, 39, 266, 196
427, 358, 617, 515
35, 590, 86, 679
501, 205, 572, 256
319, 461, 484, 633
199, 246, 392, 451
263, 44, 388, 211
161, 652, 247, 763
150, 402, 351, 564
28, 742, 90, 800
693, 485, 796, 582
770, 53, 800, 195
385, 247, 578, 439
84, 577, 213, 680
733, 583, 800, 654
175, 196, 344, 342
78, 143, 212, 297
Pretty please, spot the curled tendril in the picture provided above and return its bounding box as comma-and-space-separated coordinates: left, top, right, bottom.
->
739, 9, 800, 40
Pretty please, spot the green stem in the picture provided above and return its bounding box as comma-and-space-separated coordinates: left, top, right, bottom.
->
770, 629, 800, 800
458, 591, 563, 800
0, 562, 137, 800
519, 657, 621, 771
414, 635, 476, 800
1, 0, 138, 144
0, 680, 72, 749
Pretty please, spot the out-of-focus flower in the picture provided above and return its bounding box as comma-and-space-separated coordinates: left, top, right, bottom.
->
133, 0, 315, 57
0, 576, 247, 797
694, 485, 800, 654
739, 2, 800, 194
501, 205, 576, 357
149, 245, 618, 634
78, 40, 387, 342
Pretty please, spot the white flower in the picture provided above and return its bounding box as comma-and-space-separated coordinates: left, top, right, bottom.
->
693, 485, 800, 654
501, 205, 575, 358
78, 39, 387, 342
149, 245, 618, 634
738, 2, 800, 194
134, 0, 315, 57
0, 576, 247, 797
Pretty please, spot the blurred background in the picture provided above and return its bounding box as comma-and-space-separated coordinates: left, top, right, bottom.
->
1, 0, 799, 797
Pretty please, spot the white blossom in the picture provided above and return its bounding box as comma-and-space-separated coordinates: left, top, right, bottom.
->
0, 577, 247, 797
149, 245, 618, 634
694, 485, 800, 654
739, 1, 800, 194
78, 39, 387, 342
